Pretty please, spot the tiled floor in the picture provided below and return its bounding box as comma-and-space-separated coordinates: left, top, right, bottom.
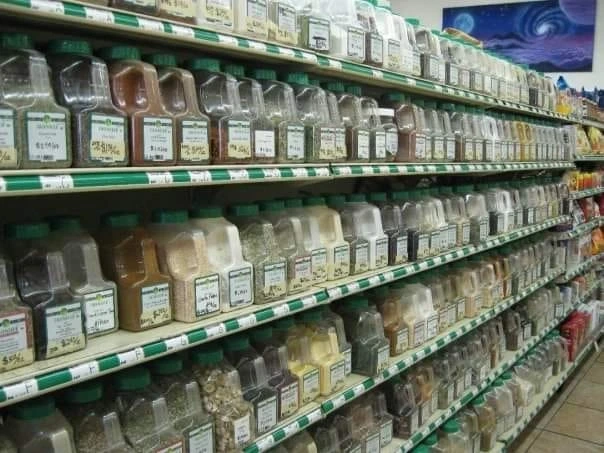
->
509, 337, 604, 452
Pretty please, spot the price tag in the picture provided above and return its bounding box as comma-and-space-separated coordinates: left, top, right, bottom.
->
330, 394, 347, 410
165, 335, 188, 351
254, 437, 275, 451
291, 167, 309, 178
40, 175, 73, 191
372, 69, 384, 79
272, 304, 291, 318
4, 379, 38, 401
328, 286, 343, 299
315, 167, 330, 177
361, 165, 374, 175
146, 172, 173, 185
170, 24, 195, 37
249, 41, 267, 51
336, 166, 353, 176
280, 47, 295, 57
262, 168, 281, 179
0, 177, 6, 192
188, 170, 212, 183
117, 347, 144, 366
329, 59, 342, 70
301, 52, 318, 63
377, 165, 390, 174
137, 18, 164, 32
205, 323, 226, 338
69, 362, 100, 381
218, 34, 238, 46
31, 0, 64, 14
301, 295, 317, 308
237, 314, 257, 329
433, 84, 443, 92
84, 7, 114, 23
283, 423, 299, 437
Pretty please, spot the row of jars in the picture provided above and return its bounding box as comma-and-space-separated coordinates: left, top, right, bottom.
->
83, 0, 561, 114
0, 179, 567, 371
0, 33, 571, 169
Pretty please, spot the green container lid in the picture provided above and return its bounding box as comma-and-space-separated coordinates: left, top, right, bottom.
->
423, 434, 438, 446
424, 101, 437, 109
284, 198, 303, 208
11, 396, 55, 420
143, 53, 177, 67
324, 81, 345, 92
0, 33, 33, 50
492, 378, 504, 387
259, 200, 285, 212
273, 317, 295, 331
308, 78, 322, 87
48, 216, 82, 233
340, 295, 369, 310
298, 309, 322, 322
284, 72, 308, 85
5, 222, 50, 240
501, 371, 513, 380
390, 190, 408, 201
190, 206, 223, 219
222, 63, 245, 78
149, 355, 183, 375
113, 367, 151, 391
63, 380, 103, 404
229, 203, 259, 217
471, 394, 486, 406
369, 285, 389, 298
383, 92, 405, 102
390, 280, 407, 290
101, 212, 139, 228
250, 68, 276, 80
223, 334, 250, 352
304, 196, 326, 207
413, 99, 425, 107
347, 193, 366, 203
346, 85, 362, 96
47, 39, 92, 56
190, 344, 224, 365
186, 57, 220, 72
151, 209, 188, 224
325, 194, 346, 206
98, 45, 140, 61
442, 419, 460, 434
440, 186, 453, 194
406, 18, 420, 26
250, 326, 273, 342
368, 192, 387, 202
413, 445, 431, 453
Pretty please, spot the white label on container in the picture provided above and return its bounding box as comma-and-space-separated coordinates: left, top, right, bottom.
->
292, 255, 311, 290
375, 237, 388, 268
330, 360, 346, 388
302, 369, 320, 401
456, 297, 466, 320
374, 131, 386, 159
254, 130, 275, 158
415, 134, 426, 159
194, 274, 220, 317
286, 125, 304, 159
26, 112, 67, 162
465, 369, 473, 389
344, 348, 352, 375
479, 364, 489, 381
83, 289, 116, 335
554, 303, 564, 319
89, 114, 126, 162
0, 109, 16, 166
140, 283, 171, 328
257, 395, 277, 433
445, 138, 455, 161
396, 327, 409, 354
447, 305, 457, 326
319, 127, 335, 159
354, 242, 370, 273
347, 27, 365, 59
228, 120, 251, 158
280, 382, 299, 418
0, 313, 32, 368
311, 248, 327, 281
430, 390, 438, 413
307, 17, 329, 50
523, 324, 532, 340
143, 117, 173, 161
45, 303, 84, 358
181, 120, 209, 161
370, 34, 383, 63
386, 130, 398, 158
246, 0, 267, 34
263, 261, 287, 298
439, 227, 448, 251
357, 130, 370, 159
426, 314, 439, 340
460, 69, 470, 88
365, 432, 380, 453
233, 414, 251, 447
479, 219, 489, 241
433, 137, 444, 160
380, 419, 393, 447
430, 230, 441, 255
395, 236, 408, 264
418, 233, 430, 259
31, 0, 63, 14
410, 409, 419, 432
449, 64, 459, 85
335, 128, 346, 158
446, 383, 454, 405
377, 344, 390, 373
228, 267, 253, 307
187, 422, 213, 453
448, 224, 457, 248
276, 2, 296, 40
413, 320, 425, 347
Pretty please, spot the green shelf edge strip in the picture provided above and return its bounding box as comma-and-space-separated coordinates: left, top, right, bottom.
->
0, 216, 569, 410
0, 0, 579, 124
570, 187, 604, 200
553, 216, 604, 240
245, 267, 564, 452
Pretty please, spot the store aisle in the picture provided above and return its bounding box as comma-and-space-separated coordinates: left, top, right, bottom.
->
509, 335, 604, 452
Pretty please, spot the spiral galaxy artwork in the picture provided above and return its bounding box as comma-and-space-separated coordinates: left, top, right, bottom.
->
442, 0, 596, 72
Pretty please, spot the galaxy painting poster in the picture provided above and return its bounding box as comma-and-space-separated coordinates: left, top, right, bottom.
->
442, 0, 596, 72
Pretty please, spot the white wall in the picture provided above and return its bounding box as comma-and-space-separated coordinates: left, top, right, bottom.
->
391, 0, 603, 90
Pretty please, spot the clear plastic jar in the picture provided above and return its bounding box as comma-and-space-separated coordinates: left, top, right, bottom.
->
327, 0, 366, 62
331, 413, 362, 452
189, 206, 254, 312
7, 222, 86, 359
321, 308, 353, 377
383, 375, 419, 439
268, 0, 297, 45
190, 345, 254, 451
61, 381, 132, 453
383, 93, 424, 162
375, 2, 401, 72
356, 0, 383, 67
296, 0, 330, 52
197, 0, 234, 31
49, 216, 118, 338
470, 395, 497, 451
6, 396, 76, 453
369, 192, 406, 266
234, 0, 268, 39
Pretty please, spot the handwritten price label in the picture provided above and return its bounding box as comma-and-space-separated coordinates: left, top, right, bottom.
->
40, 175, 74, 191
69, 362, 100, 381
85, 7, 114, 23
31, 0, 64, 14
146, 172, 173, 185
4, 379, 38, 401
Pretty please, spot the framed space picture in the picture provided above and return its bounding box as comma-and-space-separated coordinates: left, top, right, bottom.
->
442, 0, 596, 72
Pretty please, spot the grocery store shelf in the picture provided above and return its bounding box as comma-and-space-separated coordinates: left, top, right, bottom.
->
558, 252, 604, 282
581, 118, 604, 130
552, 216, 604, 239
245, 268, 564, 453
574, 155, 604, 162
569, 187, 604, 199
496, 325, 601, 448
0, 0, 574, 124
323, 216, 569, 301
383, 313, 571, 453
330, 161, 573, 178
